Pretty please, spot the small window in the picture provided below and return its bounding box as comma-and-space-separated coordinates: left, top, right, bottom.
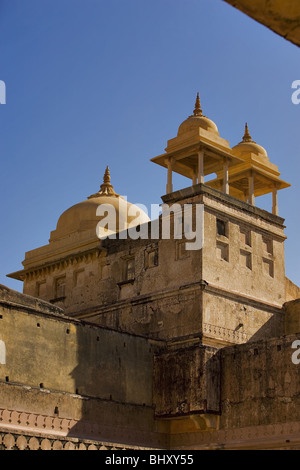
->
125, 258, 135, 281
55, 276, 66, 298
262, 236, 273, 255
36, 281, 47, 297
216, 219, 227, 237
240, 249, 252, 269
145, 248, 158, 268
263, 258, 274, 278
74, 269, 85, 287
176, 240, 190, 260
216, 240, 229, 262
240, 227, 251, 246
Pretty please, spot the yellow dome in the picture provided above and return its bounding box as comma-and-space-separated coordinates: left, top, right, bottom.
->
50, 167, 150, 242
178, 115, 219, 136
232, 124, 269, 160
177, 93, 219, 136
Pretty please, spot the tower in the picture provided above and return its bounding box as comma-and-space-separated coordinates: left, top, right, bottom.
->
8, 95, 291, 347
150, 94, 291, 348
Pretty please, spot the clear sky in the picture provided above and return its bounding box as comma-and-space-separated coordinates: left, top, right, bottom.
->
0, 0, 299, 292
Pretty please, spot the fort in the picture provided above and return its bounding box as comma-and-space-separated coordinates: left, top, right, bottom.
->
0, 92, 300, 450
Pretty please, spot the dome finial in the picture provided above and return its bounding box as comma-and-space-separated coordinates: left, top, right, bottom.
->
88, 166, 118, 199
103, 165, 111, 184
193, 92, 203, 116
243, 122, 252, 142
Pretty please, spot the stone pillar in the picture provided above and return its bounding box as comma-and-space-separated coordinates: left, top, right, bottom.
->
223, 159, 229, 194
272, 188, 278, 216
192, 170, 197, 186
166, 157, 174, 194
248, 173, 255, 205
198, 151, 204, 184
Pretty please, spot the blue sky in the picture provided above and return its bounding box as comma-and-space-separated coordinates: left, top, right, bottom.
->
0, 0, 299, 291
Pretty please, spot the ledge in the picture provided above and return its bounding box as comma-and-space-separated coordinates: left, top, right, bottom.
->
117, 279, 135, 288
0, 284, 64, 317
161, 183, 286, 227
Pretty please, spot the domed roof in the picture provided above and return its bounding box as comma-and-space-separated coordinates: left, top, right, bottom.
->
50, 167, 150, 242
177, 93, 219, 136
232, 123, 269, 159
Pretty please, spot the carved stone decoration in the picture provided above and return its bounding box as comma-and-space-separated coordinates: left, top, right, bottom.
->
3, 434, 15, 450
28, 437, 39, 450
52, 440, 63, 451
40, 439, 52, 451
16, 435, 27, 450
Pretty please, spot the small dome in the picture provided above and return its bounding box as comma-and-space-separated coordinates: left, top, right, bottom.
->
178, 115, 219, 136
50, 167, 150, 242
177, 93, 219, 136
232, 124, 268, 159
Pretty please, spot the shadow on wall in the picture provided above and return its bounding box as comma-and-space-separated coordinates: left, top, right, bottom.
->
67, 321, 166, 448
66, 301, 294, 445
249, 312, 284, 343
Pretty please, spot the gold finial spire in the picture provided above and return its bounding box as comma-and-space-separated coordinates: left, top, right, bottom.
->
88, 166, 118, 199
242, 122, 252, 142
193, 92, 203, 116
103, 165, 111, 184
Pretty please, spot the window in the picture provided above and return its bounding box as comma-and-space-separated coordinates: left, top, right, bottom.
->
216, 218, 229, 261
55, 276, 66, 299
145, 248, 159, 268
216, 240, 229, 262
240, 227, 251, 247
74, 269, 85, 287
263, 258, 274, 278
36, 281, 46, 297
216, 219, 227, 237
240, 249, 252, 269
262, 236, 273, 255
239, 227, 252, 269
125, 258, 135, 281
176, 240, 190, 260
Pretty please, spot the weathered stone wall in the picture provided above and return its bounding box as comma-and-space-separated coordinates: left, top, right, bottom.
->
164, 332, 300, 449
0, 382, 166, 448
1, 284, 300, 449
0, 292, 156, 405
87, 284, 204, 341
220, 333, 300, 430
0, 285, 166, 447
284, 299, 300, 335
153, 343, 220, 417
286, 278, 300, 303
22, 249, 119, 313
202, 191, 286, 307
202, 288, 283, 347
